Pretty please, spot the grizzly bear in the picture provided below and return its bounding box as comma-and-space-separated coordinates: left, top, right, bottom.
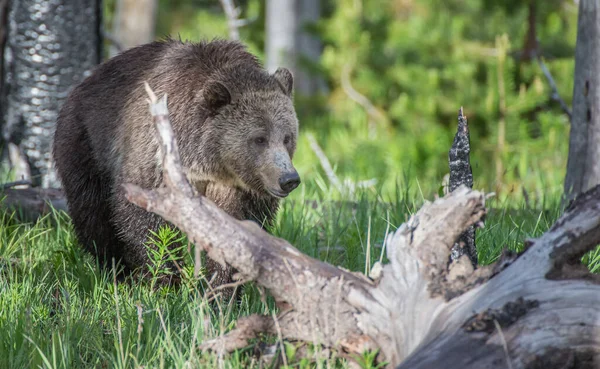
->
53, 39, 300, 290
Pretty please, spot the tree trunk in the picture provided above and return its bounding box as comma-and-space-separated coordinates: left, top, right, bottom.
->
0, 0, 8, 102
124, 88, 600, 368
296, 0, 326, 96
0, 0, 102, 188
564, 0, 600, 201
265, 0, 324, 96
109, 0, 157, 57
265, 0, 297, 75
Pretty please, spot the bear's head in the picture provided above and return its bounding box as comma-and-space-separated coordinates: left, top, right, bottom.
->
195, 67, 300, 198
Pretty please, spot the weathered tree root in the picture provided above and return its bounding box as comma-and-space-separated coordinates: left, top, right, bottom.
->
124, 86, 600, 368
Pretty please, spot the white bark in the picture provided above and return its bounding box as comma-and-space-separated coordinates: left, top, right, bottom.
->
110, 0, 158, 56
219, 0, 240, 41
265, 0, 298, 75
265, 0, 324, 96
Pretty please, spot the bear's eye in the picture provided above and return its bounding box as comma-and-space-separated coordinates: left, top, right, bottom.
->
254, 136, 267, 146
283, 135, 291, 145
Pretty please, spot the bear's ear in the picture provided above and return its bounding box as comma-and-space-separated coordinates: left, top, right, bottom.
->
202, 81, 232, 111
273, 68, 294, 96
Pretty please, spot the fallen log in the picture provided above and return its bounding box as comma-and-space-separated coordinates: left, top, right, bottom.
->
0, 186, 68, 222
123, 85, 600, 368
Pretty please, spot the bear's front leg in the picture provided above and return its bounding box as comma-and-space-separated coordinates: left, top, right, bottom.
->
111, 185, 184, 286
202, 183, 280, 302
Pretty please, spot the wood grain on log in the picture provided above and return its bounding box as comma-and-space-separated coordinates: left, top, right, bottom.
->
395, 185, 600, 369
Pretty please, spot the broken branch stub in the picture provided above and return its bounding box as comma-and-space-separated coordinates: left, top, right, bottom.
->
396, 183, 600, 368
448, 107, 477, 266
124, 89, 600, 369
348, 186, 487, 365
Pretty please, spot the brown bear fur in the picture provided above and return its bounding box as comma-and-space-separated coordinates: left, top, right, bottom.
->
53, 38, 300, 290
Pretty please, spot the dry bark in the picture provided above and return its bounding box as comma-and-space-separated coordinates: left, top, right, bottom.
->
0, 187, 67, 222
98, 85, 600, 368
564, 0, 600, 201
448, 107, 477, 266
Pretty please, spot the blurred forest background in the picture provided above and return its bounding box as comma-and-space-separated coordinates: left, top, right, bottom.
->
2, 0, 579, 202
108, 0, 575, 202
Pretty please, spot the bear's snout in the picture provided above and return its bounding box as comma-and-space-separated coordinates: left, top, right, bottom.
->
279, 170, 301, 194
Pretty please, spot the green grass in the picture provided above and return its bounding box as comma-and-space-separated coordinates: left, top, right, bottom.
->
0, 174, 578, 369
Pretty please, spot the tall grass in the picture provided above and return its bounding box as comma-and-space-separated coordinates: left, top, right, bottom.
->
0, 170, 574, 369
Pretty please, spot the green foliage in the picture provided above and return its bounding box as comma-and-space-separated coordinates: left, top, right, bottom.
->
101, 0, 577, 199
582, 246, 600, 273
145, 225, 188, 284
315, 0, 576, 198
352, 349, 387, 369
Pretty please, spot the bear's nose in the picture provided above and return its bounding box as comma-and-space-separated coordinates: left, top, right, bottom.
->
279, 171, 301, 193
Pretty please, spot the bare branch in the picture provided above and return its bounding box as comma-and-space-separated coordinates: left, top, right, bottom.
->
536, 54, 573, 121
307, 133, 377, 195
1, 179, 31, 189
340, 64, 388, 126
101, 29, 124, 54
306, 133, 345, 194
199, 314, 274, 353
143, 81, 194, 197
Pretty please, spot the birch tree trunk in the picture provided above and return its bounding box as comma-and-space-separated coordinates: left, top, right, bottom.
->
265, 0, 324, 96
564, 0, 600, 200
109, 0, 157, 57
265, 0, 297, 75
0, 0, 102, 188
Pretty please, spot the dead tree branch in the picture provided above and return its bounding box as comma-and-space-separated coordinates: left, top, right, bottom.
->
448, 107, 478, 266
101, 29, 124, 54
125, 87, 600, 368
306, 133, 345, 193
307, 133, 377, 195
341, 64, 388, 127
536, 53, 573, 121
1, 179, 32, 189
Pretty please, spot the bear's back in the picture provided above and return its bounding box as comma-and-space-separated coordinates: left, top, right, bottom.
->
59, 39, 263, 181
